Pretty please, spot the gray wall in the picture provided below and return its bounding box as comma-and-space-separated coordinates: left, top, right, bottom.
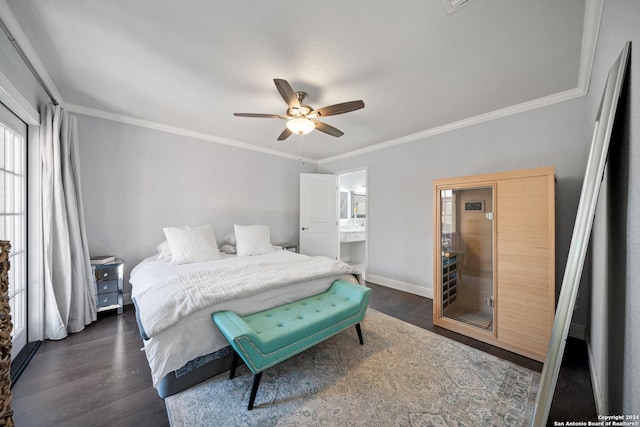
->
320, 96, 591, 331
76, 114, 316, 300
588, 0, 639, 415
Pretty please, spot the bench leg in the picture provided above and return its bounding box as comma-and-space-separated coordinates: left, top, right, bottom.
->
248, 372, 263, 410
355, 323, 364, 345
230, 351, 239, 379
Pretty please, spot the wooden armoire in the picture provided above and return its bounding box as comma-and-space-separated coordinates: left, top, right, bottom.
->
433, 167, 556, 362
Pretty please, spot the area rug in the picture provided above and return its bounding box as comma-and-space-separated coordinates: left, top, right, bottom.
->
165, 309, 539, 426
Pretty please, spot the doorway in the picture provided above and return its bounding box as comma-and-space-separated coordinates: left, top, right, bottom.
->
338, 169, 367, 280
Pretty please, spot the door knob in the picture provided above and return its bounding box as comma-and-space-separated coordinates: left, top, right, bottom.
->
301, 227, 308, 231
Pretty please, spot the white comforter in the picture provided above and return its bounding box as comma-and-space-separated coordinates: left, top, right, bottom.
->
134, 254, 358, 339
130, 250, 360, 387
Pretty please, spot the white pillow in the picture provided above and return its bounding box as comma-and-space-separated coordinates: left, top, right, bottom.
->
224, 232, 236, 245
156, 240, 171, 260
234, 224, 274, 257
219, 244, 237, 254
163, 224, 222, 265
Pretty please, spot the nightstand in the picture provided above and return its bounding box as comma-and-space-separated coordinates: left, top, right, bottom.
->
92, 259, 124, 314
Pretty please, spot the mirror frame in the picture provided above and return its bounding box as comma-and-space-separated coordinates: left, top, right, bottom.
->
532, 41, 630, 426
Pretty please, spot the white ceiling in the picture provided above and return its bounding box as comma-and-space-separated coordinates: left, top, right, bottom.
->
2, 0, 591, 162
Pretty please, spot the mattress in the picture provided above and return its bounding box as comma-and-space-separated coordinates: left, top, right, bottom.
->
130, 250, 359, 389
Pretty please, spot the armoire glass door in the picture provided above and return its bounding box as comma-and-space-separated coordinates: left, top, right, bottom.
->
440, 186, 494, 332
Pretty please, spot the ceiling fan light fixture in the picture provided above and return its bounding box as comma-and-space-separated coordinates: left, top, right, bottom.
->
234, 79, 364, 141
286, 117, 315, 135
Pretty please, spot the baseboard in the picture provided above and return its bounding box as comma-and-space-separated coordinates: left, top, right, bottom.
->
586, 336, 606, 415
10, 340, 42, 387
365, 274, 432, 299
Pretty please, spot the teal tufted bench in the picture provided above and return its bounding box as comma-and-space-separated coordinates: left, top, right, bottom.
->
212, 279, 371, 410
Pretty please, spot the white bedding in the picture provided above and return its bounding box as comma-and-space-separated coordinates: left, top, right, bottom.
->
130, 250, 360, 387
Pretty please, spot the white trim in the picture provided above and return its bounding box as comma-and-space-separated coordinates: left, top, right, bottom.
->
318, 88, 584, 164
0, 0, 64, 105
337, 166, 369, 277
27, 125, 44, 341
336, 165, 369, 177
0, 68, 39, 125
587, 336, 607, 415
578, 0, 605, 94
66, 85, 584, 166
366, 273, 432, 299
319, 0, 604, 164
66, 103, 318, 164
0, 0, 603, 165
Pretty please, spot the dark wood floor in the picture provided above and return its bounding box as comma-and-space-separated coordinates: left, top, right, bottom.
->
11, 282, 596, 426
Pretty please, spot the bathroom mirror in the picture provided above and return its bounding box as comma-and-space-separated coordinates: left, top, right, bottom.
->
532, 41, 630, 426
352, 192, 366, 218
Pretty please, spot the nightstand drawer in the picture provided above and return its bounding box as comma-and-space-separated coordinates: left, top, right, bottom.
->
97, 292, 118, 307
97, 280, 118, 294
91, 259, 124, 314
95, 268, 119, 281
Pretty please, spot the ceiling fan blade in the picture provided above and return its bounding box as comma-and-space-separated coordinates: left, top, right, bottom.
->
233, 113, 287, 119
277, 128, 293, 141
273, 79, 300, 109
313, 100, 365, 117
313, 120, 344, 137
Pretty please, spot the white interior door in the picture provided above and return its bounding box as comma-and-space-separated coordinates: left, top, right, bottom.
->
299, 173, 338, 259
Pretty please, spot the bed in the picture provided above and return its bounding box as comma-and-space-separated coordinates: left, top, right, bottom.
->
130, 233, 361, 398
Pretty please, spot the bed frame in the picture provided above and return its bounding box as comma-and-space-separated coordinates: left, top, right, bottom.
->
156, 351, 234, 398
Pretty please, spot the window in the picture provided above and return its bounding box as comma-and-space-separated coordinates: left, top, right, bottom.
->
0, 119, 26, 345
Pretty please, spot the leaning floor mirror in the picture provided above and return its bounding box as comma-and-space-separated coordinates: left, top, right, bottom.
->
532, 41, 630, 426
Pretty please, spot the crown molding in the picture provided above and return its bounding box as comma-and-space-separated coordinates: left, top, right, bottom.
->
318, 88, 584, 164
319, 0, 604, 165
66, 103, 318, 164
578, 0, 605, 94
2, 0, 602, 165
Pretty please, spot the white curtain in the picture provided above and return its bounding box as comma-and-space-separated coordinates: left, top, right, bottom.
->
40, 104, 96, 340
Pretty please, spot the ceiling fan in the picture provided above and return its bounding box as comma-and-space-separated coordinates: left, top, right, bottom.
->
234, 79, 365, 141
